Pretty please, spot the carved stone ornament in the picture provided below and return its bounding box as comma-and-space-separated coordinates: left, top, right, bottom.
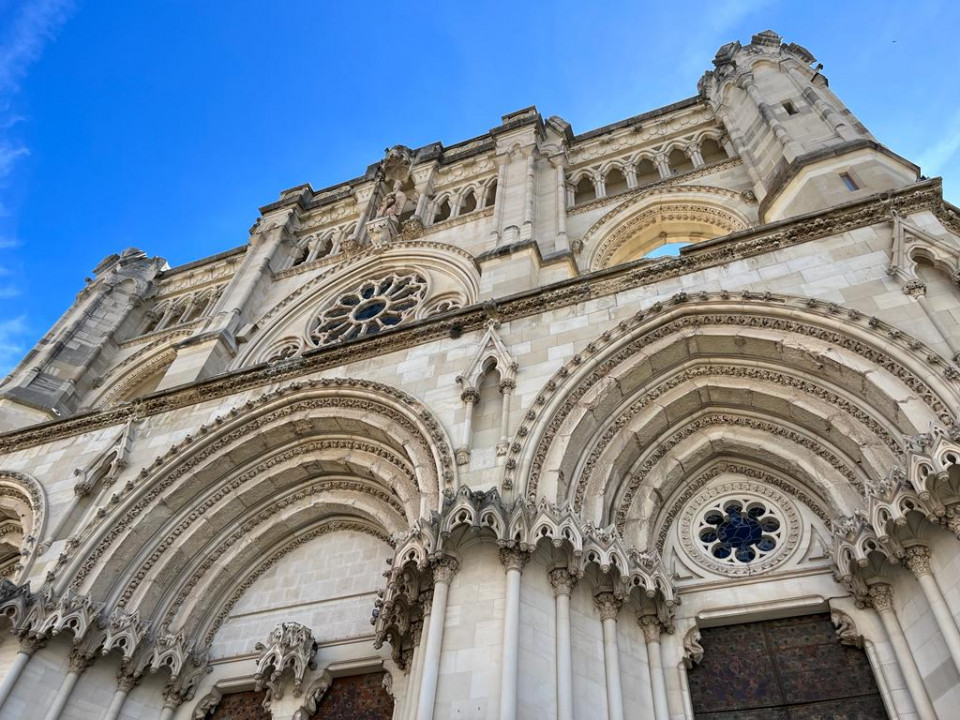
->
254, 622, 318, 699
868, 584, 894, 613
499, 546, 530, 573
638, 614, 662, 642
292, 671, 332, 720
683, 626, 704, 668
830, 610, 863, 649
594, 592, 622, 621
904, 544, 933, 576
548, 568, 576, 597
678, 480, 800, 577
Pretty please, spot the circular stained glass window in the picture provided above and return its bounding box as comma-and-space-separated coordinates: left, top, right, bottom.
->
309, 272, 427, 346
697, 498, 782, 564
678, 481, 800, 577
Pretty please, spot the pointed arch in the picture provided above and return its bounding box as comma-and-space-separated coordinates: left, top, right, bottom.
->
504, 293, 960, 549
59, 378, 456, 635
0, 470, 48, 580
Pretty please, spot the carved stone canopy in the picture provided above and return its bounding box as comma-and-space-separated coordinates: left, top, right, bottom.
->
254, 622, 318, 699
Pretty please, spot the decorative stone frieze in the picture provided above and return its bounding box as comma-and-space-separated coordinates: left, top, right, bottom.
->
374, 485, 675, 667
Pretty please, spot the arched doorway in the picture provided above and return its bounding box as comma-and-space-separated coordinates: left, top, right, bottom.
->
687, 613, 887, 719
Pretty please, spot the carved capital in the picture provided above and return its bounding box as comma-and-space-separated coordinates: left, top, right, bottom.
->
868, 583, 894, 613
638, 614, 662, 643
460, 388, 480, 405
594, 592, 621, 621
905, 545, 932, 577
17, 633, 46, 655
117, 671, 140, 693
548, 568, 576, 597
68, 647, 96, 674
432, 556, 460, 585
499, 547, 530, 573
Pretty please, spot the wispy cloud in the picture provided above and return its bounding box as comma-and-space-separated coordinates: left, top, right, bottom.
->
0, 315, 29, 375
916, 108, 960, 176
678, 0, 778, 78
0, 1, 76, 371
0, 0, 75, 96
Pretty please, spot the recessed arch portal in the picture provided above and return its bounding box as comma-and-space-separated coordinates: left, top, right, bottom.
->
506, 294, 960, 550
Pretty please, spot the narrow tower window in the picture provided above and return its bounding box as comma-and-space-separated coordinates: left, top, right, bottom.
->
782, 101, 797, 116
839, 172, 858, 191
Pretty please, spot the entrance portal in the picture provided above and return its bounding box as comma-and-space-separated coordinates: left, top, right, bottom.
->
687, 613, 887, 719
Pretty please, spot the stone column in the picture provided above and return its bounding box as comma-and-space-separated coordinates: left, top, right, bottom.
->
550, 158, 569, 252
640, 615, 670, 720
158, 684, 182, 720
595, 593, 624, 720
103, 671, 139, 720
521, 151, 537, 240
456, 389, 478, 466
417, 556, 459, 720
497, 379, 515, 457
869, 584, 937, 720
905, 545, 960, 672
490, 157, 508, 241
499, 548, 530, 720
0, 635, 45, 710
402, 610, 429, 720
549, 569, 576, 720
43, 648, 95, 720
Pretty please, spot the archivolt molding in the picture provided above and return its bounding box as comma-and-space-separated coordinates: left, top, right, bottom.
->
506, 292, 960, 497
0, 471, 47, 577
120, 469, 407, 611
570, 362, 897, 517
93, 347, 177, 408
152, 481, 402, 631
603, 412, 864, 532
61, 378, 455, 597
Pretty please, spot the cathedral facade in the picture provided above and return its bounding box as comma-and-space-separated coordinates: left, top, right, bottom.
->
0, 29, 957, 719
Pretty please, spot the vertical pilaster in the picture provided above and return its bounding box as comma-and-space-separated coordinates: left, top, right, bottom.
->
595, 593, 624, 720
521, 151, 537, 240
549, 569, 576, 720
869, 584, 937, 720
640, 615, 670, 720
417, 556, 459, 720
904, 545, 960, 672
103, 671, 139, 720
490, 157, 509, 242
43, 648, 95, 720
498, 548, 530, 720
0, 635, 45, 710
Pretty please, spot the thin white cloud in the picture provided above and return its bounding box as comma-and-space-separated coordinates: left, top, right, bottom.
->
678, 0, 778, 78
916, 109, 960, 176
0, 315, 29, 376
0, 0, 75, 96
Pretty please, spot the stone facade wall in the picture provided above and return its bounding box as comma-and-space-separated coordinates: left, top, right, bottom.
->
0, 28, 957, 720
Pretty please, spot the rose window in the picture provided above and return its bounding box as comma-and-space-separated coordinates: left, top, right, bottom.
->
309, 272, 427, 346
678, 482, 799, 577
697, 498, 782, 565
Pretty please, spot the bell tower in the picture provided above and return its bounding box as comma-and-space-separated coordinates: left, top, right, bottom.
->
699, 30, 919, 221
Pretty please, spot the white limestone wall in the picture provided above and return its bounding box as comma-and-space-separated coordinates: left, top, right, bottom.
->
568, 581, 608, 719
211, 529, 392, 659
517, 554, 557, 719
619, 614, 654, 720
433, 543, 504, 719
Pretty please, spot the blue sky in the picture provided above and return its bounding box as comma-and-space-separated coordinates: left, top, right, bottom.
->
0, 1, 957, 374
